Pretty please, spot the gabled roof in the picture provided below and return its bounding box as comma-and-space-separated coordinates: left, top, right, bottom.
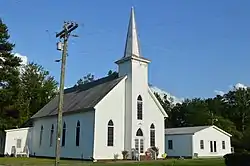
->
165, 126, 210, 135
31, 73, 125, 119
165, 125, 232, 137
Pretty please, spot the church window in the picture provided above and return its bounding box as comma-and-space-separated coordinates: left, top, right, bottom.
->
39, 125, 43, 147
107, 120, 114, 146
76, 121, 80, 146
137, 95, 143, 120
150, 124, 155, 147
50, 124, 54, 147
62, 122, 66, 147
136, 128, 143, 136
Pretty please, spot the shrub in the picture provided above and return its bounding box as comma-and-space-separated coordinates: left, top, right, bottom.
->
224, 152, 250, 166
122, 150, 129, 160
113, 153, 119, 160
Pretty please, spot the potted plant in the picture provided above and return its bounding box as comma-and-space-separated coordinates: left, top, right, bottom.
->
122, 150, 129, 160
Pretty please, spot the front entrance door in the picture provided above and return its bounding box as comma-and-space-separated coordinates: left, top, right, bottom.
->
135, 128, 144, 154
135, 138, 144, 154
210, 141, 217, 153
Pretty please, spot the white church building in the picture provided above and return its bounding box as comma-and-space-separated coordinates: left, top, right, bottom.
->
2, 7, 232, 160
2, 7, 168, 160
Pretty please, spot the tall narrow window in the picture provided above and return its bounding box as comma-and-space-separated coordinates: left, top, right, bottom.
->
107, 120, 114, 146
222, 141, 225, 149
150, 124, 155, 147
137, 95, 143, 120
200, 140, 204, 149
210, 141, 213, 152
16, 139, 21, 148
214, 141, 217, 152
39, 125, 43, 147
76, 121, 80, 146
62, 122, 66, 147
50, 124, 54, 147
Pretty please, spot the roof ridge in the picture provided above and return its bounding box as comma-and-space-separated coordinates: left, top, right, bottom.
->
166, 125, 211, 130
64, 72, 119, 93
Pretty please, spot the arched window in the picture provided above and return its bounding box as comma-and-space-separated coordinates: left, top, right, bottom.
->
137, 95, 143, 120
107, 120, 114, 146
39, 125, 43, 147
150, 124, 155, 147
50, 124, 54, 147
76, 121, 80, 146
136, 128, 143, 136
62, 122, 66, 147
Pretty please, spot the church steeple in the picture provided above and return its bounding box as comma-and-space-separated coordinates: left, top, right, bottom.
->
115, 7, 150, 78
116, 7, 150, 66
124, 7, 141, 58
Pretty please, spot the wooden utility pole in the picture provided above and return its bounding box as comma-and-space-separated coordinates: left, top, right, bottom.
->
55, 21, 78, 166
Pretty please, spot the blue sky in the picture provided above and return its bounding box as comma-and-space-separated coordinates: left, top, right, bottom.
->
1, 0, 250, 99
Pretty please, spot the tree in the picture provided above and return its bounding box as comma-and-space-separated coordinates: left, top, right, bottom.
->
154, 92, 175, 128
107, 70, 118, 76
0, 19, 22, 130
17, 62, 58, 124
76, 73, 95, 86
223, 88, 250, 132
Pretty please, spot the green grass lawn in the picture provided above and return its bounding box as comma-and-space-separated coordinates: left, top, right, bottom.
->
0, 157, 225, 166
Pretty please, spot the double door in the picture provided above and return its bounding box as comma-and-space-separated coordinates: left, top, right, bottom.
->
135, 138, 144, 154
210, 141, 217, 153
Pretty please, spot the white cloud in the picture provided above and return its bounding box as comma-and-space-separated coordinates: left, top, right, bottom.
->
214, 83, 248, 96
233, 83, 247, 90
14, 53, 28, 65
149, 85, 184, 104
13, 53, 28, 74
214, 90, 225, 96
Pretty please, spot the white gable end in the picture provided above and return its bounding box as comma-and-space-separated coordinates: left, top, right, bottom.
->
93, 76, 127, 160
193, 126, 232, 157
148, 87, 168, 117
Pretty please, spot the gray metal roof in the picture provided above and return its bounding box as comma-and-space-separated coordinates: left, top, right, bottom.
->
165, 126, 211, 135
31, 73, 125, 119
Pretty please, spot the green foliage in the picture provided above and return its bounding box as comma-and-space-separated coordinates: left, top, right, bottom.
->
224, 152, 250, 166
16, 62, 58, 124
76, 73, 95, 86
0, 19, 22, 130
107, 70, 118, 76
0, 19, 58, 130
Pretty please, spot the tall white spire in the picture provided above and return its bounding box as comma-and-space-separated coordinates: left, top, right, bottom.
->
123, 7, 141, 58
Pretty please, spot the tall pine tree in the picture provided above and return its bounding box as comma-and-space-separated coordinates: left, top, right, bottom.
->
0, 19, 22, 130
